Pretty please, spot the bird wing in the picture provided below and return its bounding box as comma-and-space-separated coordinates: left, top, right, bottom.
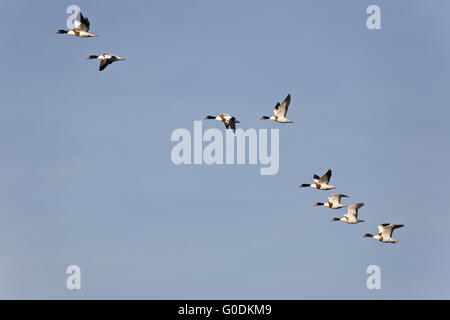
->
99, 59, 113, 71
381, 224, 404, 238
329, 194, 347, 204
228, 118, 236, 133
381, 225, 394, 238
345, 203, 364, 219
378, 224, 389, 234
75, 12, 90, 31
318, 169, 332, 184
276, 94, 291, 117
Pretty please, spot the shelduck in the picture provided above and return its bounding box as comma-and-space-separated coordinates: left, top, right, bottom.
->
260, 94, 293, 123
315, 194, 348, 209
204, 114, 240, 134
298, 169, 335, 190
86, 54, 126, 71
363, 224, 404, 243
56, 11, 97, 37
331, 203, 365, 224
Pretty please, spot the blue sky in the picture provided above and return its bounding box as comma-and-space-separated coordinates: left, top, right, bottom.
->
0, 0, 449, 299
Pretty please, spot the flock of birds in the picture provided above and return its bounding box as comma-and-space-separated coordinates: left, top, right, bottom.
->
299, 169, 404, 244
56, 10, 292, 126
57, 10, 404, 244
56, 11, 125, 71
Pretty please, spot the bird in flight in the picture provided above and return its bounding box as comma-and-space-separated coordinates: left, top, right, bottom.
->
299, 169, 335, 190
314, 194, 348, 209
331, 203, 365, 224
56, 11, 97, 37
204, 114, 240, 134
363, 224, 404, 243
86, 54, 126, 71
260, 94, 293, 123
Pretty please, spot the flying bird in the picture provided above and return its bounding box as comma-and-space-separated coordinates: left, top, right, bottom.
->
314, 194, 348, 209
331, 203, 365, 224
56, 11, 97, 37
363, 224, 404, 243
299, 169, 335, 190
86, 54, 126, 71
260, 94, 293, 123
204, 114, 240, 134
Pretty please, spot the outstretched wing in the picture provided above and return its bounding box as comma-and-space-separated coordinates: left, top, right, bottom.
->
318, 169, 332, 184
99, 59, 113, 71
276, 94, 291, 117
345, 203, 364, 219
378, 224, 389, 234
329, 194, 348, 204
228, 118, 237, 133
380, 224, 404, 238
75, 12, 90, 31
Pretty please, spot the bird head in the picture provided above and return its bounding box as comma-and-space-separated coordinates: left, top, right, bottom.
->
314, 202, 324, 207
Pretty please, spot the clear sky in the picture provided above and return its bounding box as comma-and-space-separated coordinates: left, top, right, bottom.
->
0, 0, 449, 299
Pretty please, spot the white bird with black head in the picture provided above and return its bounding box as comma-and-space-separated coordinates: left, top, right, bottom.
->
314, 194, 348, 209
260, 94, 293, 123
56, 11, 97, 37
331, 203, 365, 224
204, 114, 240, 134
86, 54, 126, 71
299, 169, 335, 190
363, 224, 404, 243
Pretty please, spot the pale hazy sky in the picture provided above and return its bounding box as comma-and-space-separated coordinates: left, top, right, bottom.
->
0, 0, 449, 299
